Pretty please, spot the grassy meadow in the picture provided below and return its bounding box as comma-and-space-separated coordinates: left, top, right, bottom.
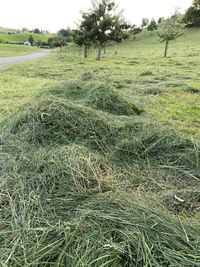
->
0, 43, 40, 57
0, 28, 200, 266
0, 31, 49, 44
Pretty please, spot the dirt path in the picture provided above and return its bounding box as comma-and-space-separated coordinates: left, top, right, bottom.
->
0, 50, 50, 64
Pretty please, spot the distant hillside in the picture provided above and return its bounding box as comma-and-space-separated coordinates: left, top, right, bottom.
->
0, 26, 18, 33
0, 26, 51, 44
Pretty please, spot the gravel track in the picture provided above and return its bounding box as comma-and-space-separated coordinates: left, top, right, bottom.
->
0, 50, 50, 64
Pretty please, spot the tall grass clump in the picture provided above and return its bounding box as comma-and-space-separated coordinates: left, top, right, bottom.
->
86, 83, 143, 115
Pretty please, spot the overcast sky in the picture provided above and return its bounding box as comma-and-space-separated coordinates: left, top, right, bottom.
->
0, 0, 192, 32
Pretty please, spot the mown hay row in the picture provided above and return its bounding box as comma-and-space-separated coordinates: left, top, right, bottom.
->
85, 83, 143, 115
10, 97, 114, 149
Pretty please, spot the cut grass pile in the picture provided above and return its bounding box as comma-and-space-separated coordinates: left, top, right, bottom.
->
48, 79, 85, 99
1, 78, 200, 265
116, 124, 200, 169
10, 97, 114, 149
1, 189, 200, 266
85, 83, 143, 115
0, 27, 200, 266
163, 190, 200, 213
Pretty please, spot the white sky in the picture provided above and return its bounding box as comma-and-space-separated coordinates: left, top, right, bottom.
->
0, 0, 192, 32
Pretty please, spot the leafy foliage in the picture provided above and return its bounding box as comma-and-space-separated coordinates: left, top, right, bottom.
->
157, 15, 183, 57
141, 17, 149, 28
147, 19, 158, 32
28, 34, 34, 45
48, 33, 68, 49
131, 25, 142, 39
183, 0, 200, 27
73, 0, 130, 59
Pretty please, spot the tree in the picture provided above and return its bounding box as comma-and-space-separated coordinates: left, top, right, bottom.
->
157, 15, 183, 57
22, 27, 28, 32
141, 18, 149, 28
33, 28, 41, 34
91, 0, 122, 60
147, 19, 158, 32
58, 28, 72, 37
73, 27, 93, 58
48, 33, 67, 51
72, 11, 98, 58
109, 18, 130, 55
131, 25, 142, 40
158, 17, 165, 24
76, 0, 130, 60
28, 35, 34, 45
183, 0, 200, 27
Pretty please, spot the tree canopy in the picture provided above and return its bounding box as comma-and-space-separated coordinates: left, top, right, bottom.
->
157, 15, 183, 57
183, 0, 200, 27
73, 0, 130, 60
147, 19, 158, 32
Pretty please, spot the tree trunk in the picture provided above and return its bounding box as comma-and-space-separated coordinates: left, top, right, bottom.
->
115, 43, 118, 55
84, 46, 88, 58
96, 43, 103, 60
164, 40, 169, 57
103, 44, 106, 54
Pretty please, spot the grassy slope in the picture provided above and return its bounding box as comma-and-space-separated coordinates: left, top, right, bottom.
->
122, 28, 200, 138
1, 27, 200, 137
0, 26, 50, 44
0, 26, 18, 33
0, 43, 40, 57
0, 26, 50, 56
0, 27, 200, 266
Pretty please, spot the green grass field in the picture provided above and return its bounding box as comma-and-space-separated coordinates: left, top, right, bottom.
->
0, 43, 40, 57
0, 27, 200, 266
0, 26, 50, 56
0, 32, 49, 44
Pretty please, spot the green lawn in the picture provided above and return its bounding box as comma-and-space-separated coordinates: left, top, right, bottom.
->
0, 27, 200, 266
